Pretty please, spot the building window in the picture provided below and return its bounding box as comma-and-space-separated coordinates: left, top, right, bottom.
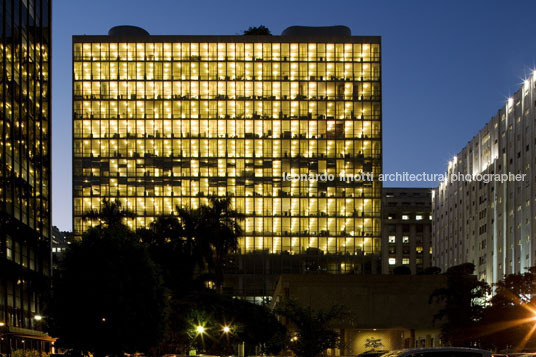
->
402, 258, 410, 265
416, 246, 423, 253
416, 215, 423, 221
388, 235, 396, 244
388, 258, 396, 265
6, 236, 13, 260
402, 215, 409, 220
402, 236, 409, 244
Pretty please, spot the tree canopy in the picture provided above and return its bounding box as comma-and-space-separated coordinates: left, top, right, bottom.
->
478, 268, 536, 351
50, 197, 267, 357
48, 224, 167, 357
429, 263, 490, 346
243, 25, 272, 35
276, 300, 342, 357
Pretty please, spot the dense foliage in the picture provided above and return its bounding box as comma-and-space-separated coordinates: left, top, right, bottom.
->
276, 300, 342, 357
243, 25, 272, 35
49, 198, 286, 357
48, 224, 167, 357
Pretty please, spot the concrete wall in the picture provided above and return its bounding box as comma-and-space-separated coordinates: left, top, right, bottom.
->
272, 274, 446, 353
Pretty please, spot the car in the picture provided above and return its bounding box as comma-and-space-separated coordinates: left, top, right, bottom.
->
382, 347, 492, 357
358, 350, 389, 357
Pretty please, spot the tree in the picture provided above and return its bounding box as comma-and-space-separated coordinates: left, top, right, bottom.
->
138, 214, 203, 295
48, 224, 167, 357
140, 197, 244, 295
243, 25, 272, 35
422, 266, 442, 275
276, 300, 342, 357
201, 197, 244, 292
393, 265, 411, 275
82, 198, 135, 228
429, 263, 490, 346
478, 268, 536, 351
175, 291, 286, 356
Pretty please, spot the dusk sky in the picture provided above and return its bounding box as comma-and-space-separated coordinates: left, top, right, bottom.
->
52, 0, 536, 231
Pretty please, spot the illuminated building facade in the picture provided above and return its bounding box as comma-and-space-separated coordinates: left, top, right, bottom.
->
0, 0, 54, 351
382, 188, 432, 274
73, 26, 382, 299
433, 72, 536, 286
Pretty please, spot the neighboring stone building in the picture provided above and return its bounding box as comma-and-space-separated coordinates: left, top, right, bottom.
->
51, 226, 73, 270
271, 274, 446, 354
382, 188, 433, 274
433, 71, 536, 286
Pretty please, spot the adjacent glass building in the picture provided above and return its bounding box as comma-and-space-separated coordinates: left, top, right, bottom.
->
0, 0, 53, 352
73, 25, 382, 299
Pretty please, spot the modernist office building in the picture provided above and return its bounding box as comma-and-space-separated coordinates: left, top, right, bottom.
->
0, 0, 53, 352
73, 26, 382, 300
382, 188, 432, 274
433, 72, 536, 286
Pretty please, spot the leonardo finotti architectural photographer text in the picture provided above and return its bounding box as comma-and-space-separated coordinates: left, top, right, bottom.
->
283, 172, 526, 183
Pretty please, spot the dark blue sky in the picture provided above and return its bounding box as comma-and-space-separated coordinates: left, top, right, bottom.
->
52, 0, 536, 231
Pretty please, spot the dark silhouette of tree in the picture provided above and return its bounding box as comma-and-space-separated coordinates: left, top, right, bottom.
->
140, 197, 243, 295
174, 291, 285, 356
243, 25, 272, 35
138, 214, 201, 295
82, 198, 135, 227
202, 196, 244, 292
393, 265, 411, 275
429, 263, 490, 346
48, 224, 167, 357
276, 300, 342, 357
479, 267, 536, 351
422, 266, 442, 275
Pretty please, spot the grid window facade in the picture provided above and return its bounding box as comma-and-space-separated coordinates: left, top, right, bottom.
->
72, 35, 382, 257
0, 0, 51, 334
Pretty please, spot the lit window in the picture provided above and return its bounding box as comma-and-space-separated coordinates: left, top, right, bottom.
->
388, 258, 396, 265
402, 258, 410, 265
402, 215, 409, 220
388, 235, 396, 244
429, 215, 432, 220
6, 237, 13, 260
416, 215, 423, 221
416, 246, 423, 253
402, 236, 409, 244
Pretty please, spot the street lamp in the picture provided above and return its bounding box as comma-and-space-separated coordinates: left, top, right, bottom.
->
196, 325, 205, 334
0, 322, 5, 327
222, 325, 231, 334
34, 315, 43, 321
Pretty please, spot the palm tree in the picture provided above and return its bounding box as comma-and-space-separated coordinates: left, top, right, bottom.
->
276, 300, 342, 357
82, 198, 135, 228
202, 196, 244, 293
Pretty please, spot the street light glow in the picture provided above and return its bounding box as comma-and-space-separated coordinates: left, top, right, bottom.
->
34, 315, 43, 321
196, 325, 205, 334
223, 326, 230, 333
0, 322, 5, 327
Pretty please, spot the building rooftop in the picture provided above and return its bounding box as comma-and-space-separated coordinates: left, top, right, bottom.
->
73, 25, 379, 43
